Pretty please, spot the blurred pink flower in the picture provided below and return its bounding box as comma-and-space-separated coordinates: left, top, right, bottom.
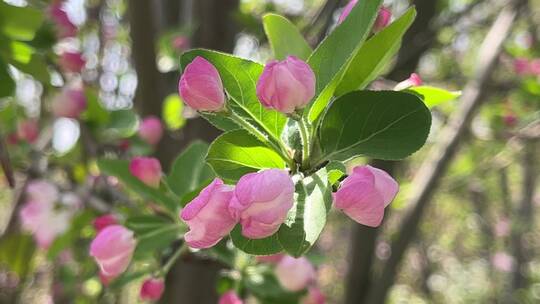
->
26, 180, 59, 204
275, 256, 316, 292
90, 225, 136, 278
256, 253, 285, 264
93, 214, 119, 232
256, 56, 316, 114
140, 278, 165, 301
301, 286, 326, 304
49, 3, 77, 38
173, 36, 190, 51
513, 58, 530, 75
17, 119, 39, 144
52, 88, 87, 119
494, 217, 511, 237
394, 73, 423, 91
179, 56, 225, 112
180, 178, 236, 249
19, 201, 70, 249
229, 169, 294, 239
529, 59, 540, 75
129, 157, 162, 188
219, 291, 243, 304
492, 252, 515, 272
138, 116, 163, 146
59, 51, 86, 73
334, 165, 399, 227
373, 6, 392, 32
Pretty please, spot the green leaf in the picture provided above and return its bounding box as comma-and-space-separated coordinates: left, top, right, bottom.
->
97, 159, 178, 211
206, 129, 286, 182
319, 90, 431, 161
0, 57, 14, 98
407, 86, 461, 108
0, 2, 44, 41
103, 110, 139, 139
277, 169, 332, 257
181, 50, 287, 142
125, 215, 177, 235
7, 51, 50, 83
47, 211, 94, 260
305, 0, 383, 123
167, 141, 214, 198
326, 161, 346, 186
0, 233, 35, 279
82, 88, 110, 125
263, 14, 312, 60
134, 222, 184, 256
336, 7, 416, 95
109, 270, 151, 289
230, 225, 283, 255
162, 94, 186, 130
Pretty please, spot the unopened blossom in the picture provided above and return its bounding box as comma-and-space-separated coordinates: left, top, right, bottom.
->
529, 59, 540, 75
19, 201, 71, 249
394, 73, 423, 91
492, 252, 515, 272
26, 180, 59, 204
256, 56, 315, 114
59, 51, 86, 73
275, 256, 316, 292
93, 214, 119, 232
180, 178, 236, 249
17, 119, 39, 144
138, 116, 163, 146
140, 278, 165, 301
219, 291, 243, 304
90, 225, 136, 277
373, 6, 392, 32
513, 58, 530, 75
49, 2, 77, 38
301, 286, 326, 304
52, 88, 87, 119
334, 165, 399, 227
129, 157, 162, 188
99, 271, 114, 286
229, 169, 294, 239
179, 56, 225, 111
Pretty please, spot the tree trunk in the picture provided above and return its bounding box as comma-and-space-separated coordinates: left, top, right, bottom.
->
365, 2, 522, 303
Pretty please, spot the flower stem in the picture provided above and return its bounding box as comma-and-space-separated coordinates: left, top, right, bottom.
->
161, 243, 189, 275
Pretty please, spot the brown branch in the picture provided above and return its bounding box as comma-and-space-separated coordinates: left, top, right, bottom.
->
0, 134, 15, 188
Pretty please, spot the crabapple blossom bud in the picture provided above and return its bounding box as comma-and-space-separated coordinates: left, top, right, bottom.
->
334, 165, 398, 227
529, 58, 540, 75
219, 291, 243, 304
373, 6, 392, 32
129, 157, 162, 188
140, 278, 165, 301
26, 180, 59, 204
229, 169, 294, 239
513, 58, 530, 75
59, 51, 86, 73
494, 217, 511, 237
180, 178, 236, 249
93, 214, 118, 232
52, 89, 87, 119
275, 256, 316, 292
99, 271, 114, 286
256, 56, 315, 114
49, 3, 77, 38
503, 113, 518, 127
301, 286, 326, 304
17, 119, 39, 144
90, 225, 136, 278
138, 116, 163, 146
19, 201, 70, 249
394, 73, 423, 91
492, 252, 514, 272
178, 56, 225, 111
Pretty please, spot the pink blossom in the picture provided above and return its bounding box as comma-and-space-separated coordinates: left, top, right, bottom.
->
229, 169, 294, 239
301, 286, 326, 304
99, 271, 114, 286
138, 116, 163, 146
180, 178, 236, 249
219, 291, 243, 304
513, 58, 530, 75
172, 36, 190, 51
494, 217, 511, 238
256, 56, 315, 114
529, 59, 540, 75
93, 214, 119, 232
503, 114, 518, 127
275, 256, 316, 292
179, 56, 225, 112
129, 157, 162, 188
59, 51, 86, 73
373, 6, 392, 32
52, 88, 87, 119
492, 252, 514, 272
26, 180, 59, 204
17, 119, 39, 144
334, 165, 398, 227
394, 73, 423, 91
140, 278, 165, 301
49, 3, 77, 38
90, 225, 136, 277
19, 201, 70, 249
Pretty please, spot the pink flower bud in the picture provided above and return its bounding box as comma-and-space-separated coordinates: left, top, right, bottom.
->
6, 133, 18, 145
49, 3, 77, 38
219, 291, 243, 304
394, 73, 423, 91
140, 278, 165, 301
129, 157, 162, 188
301, 287, 326, 304
256, 253, 285, 264
93, 214, 119, 232
229, 169, 294, 239
256, 56, 315, 114
19, 201, 70, 249
172, 36, 190, 51
275, 256, 316, 292
52, 89, 87, 119
180, 178, 236, 249
337, 0, 357, 24
513, 58, 530, 75
59, 51, 86, 73
492, 252, 514, 272
530, 59, 540, 75
26, 180, 59, 204
334, 165, 398, 227
503, 113, 518, 127
138, 116, 163, 146
373, 6, 392, 32
494, 217, 511, 238
99, 271, 114, 286
17, 119, 39, 144
179, 56, 225, 112
90, 225, 136, 278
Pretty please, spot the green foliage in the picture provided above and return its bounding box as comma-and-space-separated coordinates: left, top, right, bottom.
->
127, 215, 184, 256
206, 130, 286, 182
167, 141, 214, 197
0, 233, 35, 279
319, 90, 431, 161
263, 14, 312, 60
230, 225, 283, 255
0, 57, 14, 97
0, 2, 43, 41
408, 86, 461, 108
336, 7, 417, 94
104, 110, 139, 139
162, 94, 186, 130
